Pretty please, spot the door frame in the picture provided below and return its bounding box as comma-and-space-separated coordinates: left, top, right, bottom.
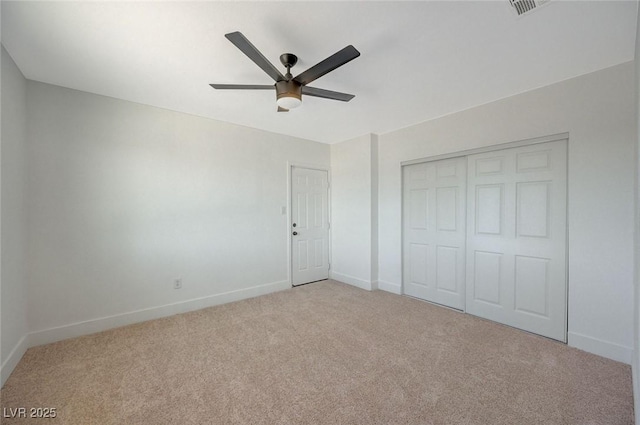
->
400, 132, 569, 339
287, 162, 331, 287
402, 133, 569, 167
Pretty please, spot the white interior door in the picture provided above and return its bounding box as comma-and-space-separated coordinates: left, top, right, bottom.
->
291, 167, 329, 286
465, 140, 567, 341
402, 157, 467, 310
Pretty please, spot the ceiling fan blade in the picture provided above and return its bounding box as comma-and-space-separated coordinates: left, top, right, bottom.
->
301, 86, 355, 102
225, 32, 285, 82
277, 106, 289, 112
210, 84, 274, 90
294, 45, 360, 86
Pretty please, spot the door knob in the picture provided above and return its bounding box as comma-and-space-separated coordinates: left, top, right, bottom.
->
292, 231, 298, 236
292, 223, 297, 227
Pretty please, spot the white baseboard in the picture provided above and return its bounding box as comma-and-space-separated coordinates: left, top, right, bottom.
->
330, 272, 374, 291
1, 334, 29, 387
378, 280, 402, 295
567, 331, 633, 364
29, 280, 291, 348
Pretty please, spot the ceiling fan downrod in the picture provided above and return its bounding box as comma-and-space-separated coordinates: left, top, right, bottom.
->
280, 53, 298, 80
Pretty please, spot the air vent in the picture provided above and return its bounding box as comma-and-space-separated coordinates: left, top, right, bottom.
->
508, 0, 550, 16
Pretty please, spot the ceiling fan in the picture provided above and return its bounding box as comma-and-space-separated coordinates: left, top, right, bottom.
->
210, 32, 360, 112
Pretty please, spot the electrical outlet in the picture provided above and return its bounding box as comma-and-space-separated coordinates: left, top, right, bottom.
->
174, 278, 182, 289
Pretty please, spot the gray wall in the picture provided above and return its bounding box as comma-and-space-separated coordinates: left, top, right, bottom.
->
1, 46, 28, 384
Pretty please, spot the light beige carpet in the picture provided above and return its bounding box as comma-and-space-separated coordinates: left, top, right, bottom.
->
1, 280, 634, 424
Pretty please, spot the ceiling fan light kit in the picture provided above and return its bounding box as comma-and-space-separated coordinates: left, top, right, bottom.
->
275, 53, 301, 109
276, 78, 302, 110
210, 32, 360, 112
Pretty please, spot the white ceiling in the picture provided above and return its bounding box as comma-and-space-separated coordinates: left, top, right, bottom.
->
2, 1, 638, 143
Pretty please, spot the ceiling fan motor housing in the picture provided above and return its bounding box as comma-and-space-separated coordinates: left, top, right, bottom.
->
276, 79, 302, 105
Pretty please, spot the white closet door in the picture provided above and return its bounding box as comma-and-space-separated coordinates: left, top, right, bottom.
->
466, 140, 567, 341
403, 156, 467, 310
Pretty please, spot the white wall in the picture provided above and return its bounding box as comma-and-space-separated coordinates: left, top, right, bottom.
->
378, 61, 636, 364
25, 81, 329, 346
1, 46, 29, 385
330, 134, 377, 290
